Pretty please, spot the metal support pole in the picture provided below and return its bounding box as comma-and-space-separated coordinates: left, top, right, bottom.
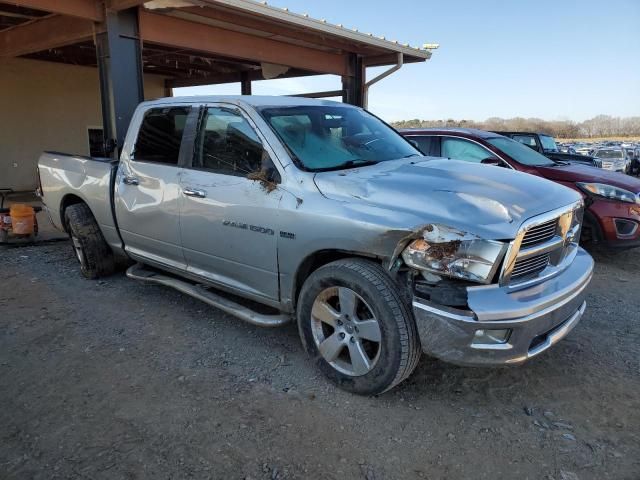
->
342, 53, 364, 107
240, 71, 252, 95
96, 7, 144, 158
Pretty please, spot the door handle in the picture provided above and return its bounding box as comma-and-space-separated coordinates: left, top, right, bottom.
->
183, 187, 207, 198
122, 175, 139, 186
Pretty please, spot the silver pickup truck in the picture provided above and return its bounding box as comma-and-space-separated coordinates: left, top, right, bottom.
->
38, 96, 594, 394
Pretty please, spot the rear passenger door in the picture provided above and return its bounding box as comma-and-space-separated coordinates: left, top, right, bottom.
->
179, 105, 283, 302
115, 105, 193, 269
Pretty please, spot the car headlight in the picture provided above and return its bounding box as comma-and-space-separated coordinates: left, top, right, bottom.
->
577, 182, 639, 204
401, 225, 507, 284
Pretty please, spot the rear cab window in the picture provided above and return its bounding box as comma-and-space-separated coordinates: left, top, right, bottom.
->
132, 107, 191, 164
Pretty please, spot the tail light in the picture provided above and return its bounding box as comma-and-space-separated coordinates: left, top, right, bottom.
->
35, 167, 43, 197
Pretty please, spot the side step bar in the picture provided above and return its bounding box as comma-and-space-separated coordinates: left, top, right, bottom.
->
126, 264, 291, 328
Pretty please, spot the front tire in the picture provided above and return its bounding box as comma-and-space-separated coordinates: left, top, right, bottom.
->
297, 258, 421, 395
64, 203, 116, 279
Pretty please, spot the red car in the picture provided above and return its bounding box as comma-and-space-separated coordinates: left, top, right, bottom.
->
400, 128, 640, 249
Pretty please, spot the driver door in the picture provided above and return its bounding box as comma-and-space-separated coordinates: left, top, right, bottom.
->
179, 105, 283, 302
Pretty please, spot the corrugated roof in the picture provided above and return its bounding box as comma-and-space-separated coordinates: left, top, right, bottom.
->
147, 0, 435, 61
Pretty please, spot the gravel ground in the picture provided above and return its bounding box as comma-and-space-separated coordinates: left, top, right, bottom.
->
1, 241, 639, 480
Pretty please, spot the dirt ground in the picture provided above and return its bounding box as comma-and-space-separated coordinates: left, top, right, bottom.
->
1, 240, 638, 480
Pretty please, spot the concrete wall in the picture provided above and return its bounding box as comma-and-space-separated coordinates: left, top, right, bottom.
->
0, 58, 166, 191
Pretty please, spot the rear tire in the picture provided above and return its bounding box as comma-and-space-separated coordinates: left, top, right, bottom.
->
64, 203, 116, 279
297, 258, 421, 395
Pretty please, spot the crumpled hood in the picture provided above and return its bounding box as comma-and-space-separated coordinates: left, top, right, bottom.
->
538, 163, 640, 193
313, 157, 582, 240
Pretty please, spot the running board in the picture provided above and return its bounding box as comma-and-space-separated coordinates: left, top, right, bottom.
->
126, 264, 291, 328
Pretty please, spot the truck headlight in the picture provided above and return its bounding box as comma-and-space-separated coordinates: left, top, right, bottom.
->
401, 225, 507, 284
577, 182, 639, 204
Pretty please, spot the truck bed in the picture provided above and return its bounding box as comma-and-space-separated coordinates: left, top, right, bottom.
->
37, 151, 122, 250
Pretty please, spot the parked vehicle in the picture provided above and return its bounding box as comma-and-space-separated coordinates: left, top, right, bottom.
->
559, 145, 577, 154
591, 147, 630, 173
630, 148, 640, 176
401, 128, 640, 249
492, 131, 602, 169
575, 144, 594, 156
38, 97, 593, 394
623, 147, 639, 174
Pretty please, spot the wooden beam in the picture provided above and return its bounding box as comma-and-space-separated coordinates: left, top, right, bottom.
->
0, 14, 95, 57
363, 53, 428, 67
8, 0, 103, 21
139, 11, 348, 76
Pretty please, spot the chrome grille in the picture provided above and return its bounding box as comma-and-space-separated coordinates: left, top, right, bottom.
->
511, 252, 551, 279
521, 219, 558, 248
500, 201, 583, 287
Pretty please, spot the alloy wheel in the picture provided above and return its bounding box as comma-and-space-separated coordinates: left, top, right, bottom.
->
310, 286, 382, 376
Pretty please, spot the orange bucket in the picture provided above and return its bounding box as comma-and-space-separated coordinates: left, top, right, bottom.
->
10, 204, 35, 235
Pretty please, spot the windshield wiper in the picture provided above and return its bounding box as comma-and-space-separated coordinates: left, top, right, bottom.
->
315, 159, 380, 172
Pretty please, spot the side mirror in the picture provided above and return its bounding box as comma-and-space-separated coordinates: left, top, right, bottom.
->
264, 165, 281, 184
481, 157, 502, 167
248, 151, 281, 192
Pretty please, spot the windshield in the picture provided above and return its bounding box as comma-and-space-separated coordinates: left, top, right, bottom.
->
487, 137, 556, 166
596, 149, 624, 159
259, 105, 420, 171
540, 135, 558, 152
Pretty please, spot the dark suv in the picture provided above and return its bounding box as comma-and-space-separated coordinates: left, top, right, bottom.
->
401, 128, 640, 249
493, 131, 600, 169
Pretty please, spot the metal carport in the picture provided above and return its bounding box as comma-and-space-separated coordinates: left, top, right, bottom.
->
0, 0, 433, 183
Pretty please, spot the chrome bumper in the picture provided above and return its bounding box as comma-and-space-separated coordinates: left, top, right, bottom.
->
412, 248, 594, 366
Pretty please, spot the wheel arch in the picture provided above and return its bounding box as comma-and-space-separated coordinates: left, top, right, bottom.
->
60, 194, 89, 232
582, 208, 604, 244
291, 249, 382, 308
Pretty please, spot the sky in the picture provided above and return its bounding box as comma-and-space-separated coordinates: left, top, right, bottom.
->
174, 0, 640, 123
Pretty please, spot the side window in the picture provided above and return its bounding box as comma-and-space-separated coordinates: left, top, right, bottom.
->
512, 135, 538, 150
194, 107, 264, 176
442, 137, 492, 163
409, 136, 433, 156
132, 107, 190, 164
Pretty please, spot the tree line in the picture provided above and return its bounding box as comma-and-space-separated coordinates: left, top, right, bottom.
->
392, 115, 640, 139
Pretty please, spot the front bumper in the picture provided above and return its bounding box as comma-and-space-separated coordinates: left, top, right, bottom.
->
412, 247, 594, 366
585, 200, 640, 248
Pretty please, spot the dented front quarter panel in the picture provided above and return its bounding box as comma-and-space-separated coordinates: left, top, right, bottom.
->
277, 155, 582, 310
